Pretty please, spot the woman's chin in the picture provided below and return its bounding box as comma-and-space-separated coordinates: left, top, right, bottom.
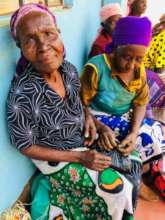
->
36, 62, 62, 73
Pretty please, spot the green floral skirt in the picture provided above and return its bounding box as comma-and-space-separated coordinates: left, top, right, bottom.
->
31, 151, 141, 220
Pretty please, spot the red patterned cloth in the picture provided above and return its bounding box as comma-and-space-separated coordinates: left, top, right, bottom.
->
88, 31, 112, 58
151, 156, 165, 197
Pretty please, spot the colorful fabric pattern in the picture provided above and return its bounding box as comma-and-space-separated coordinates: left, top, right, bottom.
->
10, 3, 56, 40
144, 30, 165, 71
91, 109, 165, 164
31, 160, 141, 220
88, 32, 112, 58
151, 156, 165, 197
145, 69, 165, 120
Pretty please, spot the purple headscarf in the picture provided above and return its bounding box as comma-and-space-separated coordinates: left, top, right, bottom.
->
106, 16, 152, 53
10, 3, 56, 40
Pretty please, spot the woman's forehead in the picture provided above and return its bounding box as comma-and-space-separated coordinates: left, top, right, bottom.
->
116, 45, 147, 55
17, 11, 55, 33
133, 0, 147, 4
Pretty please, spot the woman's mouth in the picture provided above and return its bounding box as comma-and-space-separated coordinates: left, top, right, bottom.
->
38, 53, 53, 64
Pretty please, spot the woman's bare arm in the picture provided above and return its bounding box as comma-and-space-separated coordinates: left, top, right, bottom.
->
21, 144, 111, 171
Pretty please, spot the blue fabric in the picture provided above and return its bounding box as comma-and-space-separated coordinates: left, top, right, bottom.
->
94, 113, 164, 163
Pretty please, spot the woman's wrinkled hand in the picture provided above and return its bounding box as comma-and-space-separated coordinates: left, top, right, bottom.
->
80, 150, 111, 171
84, 113, 97, 146
97, 125, 117, 151
117, 132, 137, 156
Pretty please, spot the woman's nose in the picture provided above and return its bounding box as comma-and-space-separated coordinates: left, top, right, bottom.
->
127, 60, 137, 71
143, 1, 147, 7
37, 35, 48, 52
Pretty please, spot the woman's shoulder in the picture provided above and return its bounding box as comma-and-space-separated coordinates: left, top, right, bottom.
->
9, 64, 43, 96
62, 60, 78, 72
86, 54, 106, 65
61, 60, 80, 80
61, 60, 81, 91
85, 54, 109, 75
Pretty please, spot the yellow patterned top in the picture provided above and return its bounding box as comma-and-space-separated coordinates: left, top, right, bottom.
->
144, 30, 165, 71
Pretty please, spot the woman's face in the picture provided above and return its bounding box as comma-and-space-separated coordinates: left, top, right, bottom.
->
112, 44, 147, 74
17, 12, 64, 74
131, 0, 147, 16
104, 14, 121, 34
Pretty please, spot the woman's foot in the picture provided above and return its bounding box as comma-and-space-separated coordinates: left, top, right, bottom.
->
139, 182, 159, 202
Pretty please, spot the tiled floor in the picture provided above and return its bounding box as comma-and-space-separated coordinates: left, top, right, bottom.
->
135, 198, 165, 220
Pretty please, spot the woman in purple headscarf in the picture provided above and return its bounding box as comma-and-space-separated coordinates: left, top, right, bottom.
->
81, 16, 165, 201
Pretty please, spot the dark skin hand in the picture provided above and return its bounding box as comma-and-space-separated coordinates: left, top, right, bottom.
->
117, 105, 146, 156
96, 122, 138, 157
93, 117, 117, 150
83, 107, 97, 146
117, 132, 137, 156
89, 105, 144, 157
80, 150, 112, 171
21, 145, 111, 172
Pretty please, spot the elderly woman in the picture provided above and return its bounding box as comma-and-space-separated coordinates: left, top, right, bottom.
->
7, 4, 142, 220
81, 17, 165, 201
88, 3, 122, 58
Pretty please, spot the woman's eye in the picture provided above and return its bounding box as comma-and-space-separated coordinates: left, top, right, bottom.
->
45, 32, 52, 36
25, 37, 35, 46
45, 31, 58, 40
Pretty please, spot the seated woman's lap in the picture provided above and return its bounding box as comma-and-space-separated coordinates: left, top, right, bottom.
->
94, 111, 165, 163
31, 161, 141, 220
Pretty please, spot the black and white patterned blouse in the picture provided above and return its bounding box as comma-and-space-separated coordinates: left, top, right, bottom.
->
7, 60, 85, 150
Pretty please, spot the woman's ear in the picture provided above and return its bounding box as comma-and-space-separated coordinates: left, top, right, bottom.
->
16, 40, 21, 48
58, 28, 61, 33
55, 25, 61, 34
101, 22, 105, 27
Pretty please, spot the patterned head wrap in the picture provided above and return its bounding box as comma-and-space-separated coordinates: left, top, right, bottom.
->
10, 3, 56, 40
106, 16, 152, 53
100, 3, 122, 22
